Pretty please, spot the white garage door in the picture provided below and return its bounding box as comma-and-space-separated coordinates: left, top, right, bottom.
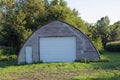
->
39, 37, 76, 62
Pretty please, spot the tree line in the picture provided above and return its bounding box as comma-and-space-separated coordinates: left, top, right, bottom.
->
0, 0, 120, 54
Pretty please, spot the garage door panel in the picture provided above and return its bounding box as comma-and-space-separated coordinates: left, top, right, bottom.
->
40, 37, 76, 62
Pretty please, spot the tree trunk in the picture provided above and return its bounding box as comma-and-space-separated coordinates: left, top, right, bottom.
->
102, 38, 108, 49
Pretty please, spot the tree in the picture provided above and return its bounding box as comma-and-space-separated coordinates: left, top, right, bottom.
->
18, 0, 46, 31
50, 0, 59, 5
59, 0, 67, 7
44, 0, 85, 31
95, 16, 120, 49
44, 0, 50, 8
0, 10, 4, 45
110, 21, 120, 40
0, 0, 32, 53
4, 9, 32, 50
0, 0, 86, 54
85, 23, 103, 50
0, 0, 16, 46
96, 16, 110, 49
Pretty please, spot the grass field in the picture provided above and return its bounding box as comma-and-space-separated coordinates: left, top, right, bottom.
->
0, 51, 120, 80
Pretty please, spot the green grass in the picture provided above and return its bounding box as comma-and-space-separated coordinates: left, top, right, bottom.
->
0, 51, 120, 80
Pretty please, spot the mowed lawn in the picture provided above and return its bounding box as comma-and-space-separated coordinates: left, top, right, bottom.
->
0, 51, 120, 80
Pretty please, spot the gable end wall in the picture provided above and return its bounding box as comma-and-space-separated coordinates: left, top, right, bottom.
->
18, 20, 100, 64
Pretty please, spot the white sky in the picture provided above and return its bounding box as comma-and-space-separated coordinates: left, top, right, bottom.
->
65, 0, 120, 24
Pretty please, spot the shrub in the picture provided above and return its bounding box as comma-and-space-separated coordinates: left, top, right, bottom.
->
9, 55, 17, 60
0, 46, 17, 55
0, 55, 17, 61
106, 41, 120, 52
0, 55, 10, 61
0, 49, 2, 55
92, 37, 103, 51
75, 59, 109, 63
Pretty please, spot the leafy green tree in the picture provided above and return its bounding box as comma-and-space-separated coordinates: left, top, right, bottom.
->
0, 11, 4, 45
44, 0, 50, 8
95, 16, 120, 49
0, 0, 32, 52
110, 21, 120, 40
59, 0, 67, 7
85, 23, 103, 50
0, 0, 16, 46
0, 0, 86, 54
47, 5, 68, 20
3, 9, 32, 50
66, 8, 85, 30
50, 0, 59, 5
44, 0, 85, 31
18, 0, 46, 30
96, 16, 110, 48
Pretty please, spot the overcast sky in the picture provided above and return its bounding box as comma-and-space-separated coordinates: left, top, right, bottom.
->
65, 0, 120, 24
